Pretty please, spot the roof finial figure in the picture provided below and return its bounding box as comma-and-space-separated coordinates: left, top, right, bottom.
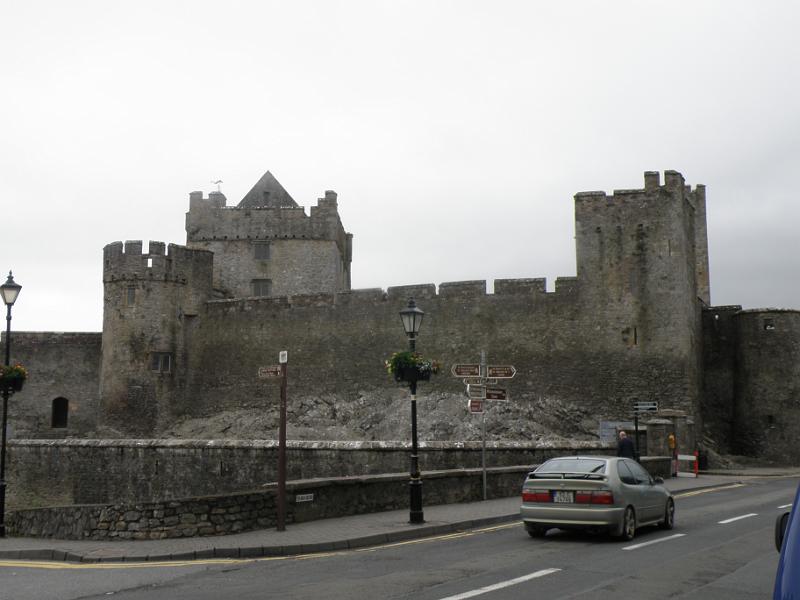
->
211, 179, 223, 193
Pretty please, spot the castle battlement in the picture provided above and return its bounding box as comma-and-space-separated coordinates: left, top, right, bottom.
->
186, 189, 348, 247
103, 240, 213, 284
574, 170, 706, 207
202, 275, 582, 317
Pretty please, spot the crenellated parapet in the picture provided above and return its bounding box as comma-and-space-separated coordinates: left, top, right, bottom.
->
185, 189, 351, 258
203, 275, 581, 317
103, 241, 213, 285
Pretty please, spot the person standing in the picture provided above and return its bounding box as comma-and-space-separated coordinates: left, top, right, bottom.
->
668, 432, 678, 477
617, 430, 636, 459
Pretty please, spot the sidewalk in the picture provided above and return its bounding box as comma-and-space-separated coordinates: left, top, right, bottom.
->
0, 470, 796, 563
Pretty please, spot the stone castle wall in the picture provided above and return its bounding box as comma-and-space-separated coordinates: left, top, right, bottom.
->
6, 333, 102, 438
179, 276, 700, 429
731, 309, 800, 460
6, 171, 712, 443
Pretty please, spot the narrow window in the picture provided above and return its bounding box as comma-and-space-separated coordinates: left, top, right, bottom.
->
126, 286, 136, 306
764, 318, 775, 331
146, 257, 153, 268
252, 279, 272, 297
254, 242, 270, 260
633, 327, 638, 345
150, 352, 172, 373
51, 397, 69, 428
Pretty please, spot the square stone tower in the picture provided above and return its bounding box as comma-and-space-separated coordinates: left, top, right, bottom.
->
185, 171, 353, 299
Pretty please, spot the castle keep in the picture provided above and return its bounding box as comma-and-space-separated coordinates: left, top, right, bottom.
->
8, 170, 800, 465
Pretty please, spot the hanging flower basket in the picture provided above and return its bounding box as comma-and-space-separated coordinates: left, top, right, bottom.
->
384, 351, 440, 383
0, 363, 27, 392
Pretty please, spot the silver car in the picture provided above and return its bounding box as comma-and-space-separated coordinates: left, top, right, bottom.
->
520, 456, 674, 541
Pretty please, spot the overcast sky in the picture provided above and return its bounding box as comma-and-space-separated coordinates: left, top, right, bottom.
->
2, 1, 799, 332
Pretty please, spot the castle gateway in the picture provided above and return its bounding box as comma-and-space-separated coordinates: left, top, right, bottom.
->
7, 170, 799, 464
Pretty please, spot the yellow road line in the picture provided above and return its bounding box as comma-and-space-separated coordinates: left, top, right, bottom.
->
674, 483, 745, 498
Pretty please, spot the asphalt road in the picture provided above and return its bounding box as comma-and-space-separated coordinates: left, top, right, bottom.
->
1, 476, 795, 600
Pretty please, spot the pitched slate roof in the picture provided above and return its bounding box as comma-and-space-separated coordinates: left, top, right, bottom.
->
238, 171, 298, 208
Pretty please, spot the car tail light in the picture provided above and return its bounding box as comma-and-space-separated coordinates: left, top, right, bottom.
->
575, 491, 592, 504
522, 489, 552, 503
591, 491, 614, 504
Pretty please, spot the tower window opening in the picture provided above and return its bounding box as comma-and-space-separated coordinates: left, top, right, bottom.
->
51, 397, 69, 428
252, 279, 272, 297
764, 319, 775, 331
126, 286, 136, 306
254, 242, 271, 260
146, 257, 153, 268
151, 352, 172, 373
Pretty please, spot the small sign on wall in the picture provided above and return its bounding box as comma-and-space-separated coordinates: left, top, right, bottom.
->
295, 493, 314, 503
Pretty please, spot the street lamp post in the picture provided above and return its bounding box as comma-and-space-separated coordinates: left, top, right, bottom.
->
0, 271, 21, 538
399, 297, 425, 524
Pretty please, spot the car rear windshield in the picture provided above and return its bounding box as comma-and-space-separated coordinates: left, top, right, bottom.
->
532, 458, 607, 478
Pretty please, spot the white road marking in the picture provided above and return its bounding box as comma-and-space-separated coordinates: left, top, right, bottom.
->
436, 568, 561, 600
622, 533, 686, 551
718, 513, 758, 524
778, 504, 793, 509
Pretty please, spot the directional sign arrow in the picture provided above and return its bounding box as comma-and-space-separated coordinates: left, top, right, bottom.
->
468, 399, 484, 414
258, 365, 283, 379
633, 401, 658, 412
452, 364, 481, 377
485, 387, 508, 400
487, 365, 516, 379
467, 384, 486, 399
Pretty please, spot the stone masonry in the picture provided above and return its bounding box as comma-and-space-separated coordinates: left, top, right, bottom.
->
6, 169, 800, 467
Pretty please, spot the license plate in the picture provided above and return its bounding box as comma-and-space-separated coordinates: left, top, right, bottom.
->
553, 491, 574, 503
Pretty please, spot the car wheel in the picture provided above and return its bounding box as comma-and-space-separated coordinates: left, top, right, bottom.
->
660, 498, 675, 530
618, 506, 636, 541
526, 525, 546, 538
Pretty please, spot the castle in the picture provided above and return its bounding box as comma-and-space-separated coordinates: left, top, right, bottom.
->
8, 170, 800, 464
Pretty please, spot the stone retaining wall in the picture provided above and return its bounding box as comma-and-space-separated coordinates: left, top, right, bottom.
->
7, 457, 671, 541
7, 439, 613, 510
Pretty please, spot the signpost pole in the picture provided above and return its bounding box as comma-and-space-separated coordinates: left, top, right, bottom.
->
481, 412, 487, 500
277, 352, 288, 532
480, 350, 487, 501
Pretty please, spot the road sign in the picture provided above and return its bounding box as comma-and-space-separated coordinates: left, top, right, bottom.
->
258, 365, 282, 379
468, 399, 484, 414
452, 363, 481, 377
467, 384, 486, 399
485, 387, 508, 400
633, 401, 658, 413
463, 376, 484, 385
487, 365, 516, 379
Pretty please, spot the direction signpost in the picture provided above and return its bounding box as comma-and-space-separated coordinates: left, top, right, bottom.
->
632, 400, 659, 461
259, 352, 289, 531
451, 352, 516, 500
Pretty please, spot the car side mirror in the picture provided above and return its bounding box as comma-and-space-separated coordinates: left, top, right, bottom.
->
776, 512, 790, 552
653, 476, 664, 484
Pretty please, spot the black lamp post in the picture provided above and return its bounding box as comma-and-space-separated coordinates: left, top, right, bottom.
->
399, 297, 425, 524
0, 271, 21, 538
